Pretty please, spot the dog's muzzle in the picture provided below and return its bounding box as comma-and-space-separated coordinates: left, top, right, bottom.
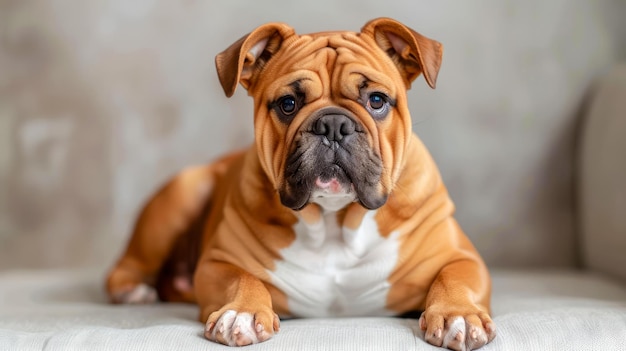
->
280, 108, 386, 211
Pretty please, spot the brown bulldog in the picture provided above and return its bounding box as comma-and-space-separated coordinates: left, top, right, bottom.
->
106, 17, 496, 351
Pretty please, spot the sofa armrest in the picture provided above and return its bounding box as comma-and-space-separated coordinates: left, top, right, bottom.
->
578, 63, 626, 282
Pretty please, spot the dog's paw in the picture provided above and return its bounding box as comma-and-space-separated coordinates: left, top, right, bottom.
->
110, 283, 158, 304
419, 305, 496, 351
204, 307, 280, 346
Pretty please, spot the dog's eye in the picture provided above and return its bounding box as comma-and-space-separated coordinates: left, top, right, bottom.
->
279, 95, 297, 116
365, 92, 390, 119
368, 93, 385, 110
271, 94, 304, 123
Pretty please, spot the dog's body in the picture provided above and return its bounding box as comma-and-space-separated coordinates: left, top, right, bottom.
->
106, 18, 496, 350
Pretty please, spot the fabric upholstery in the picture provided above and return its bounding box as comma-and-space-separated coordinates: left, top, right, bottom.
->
579, 63, 626, 282
1, 269, 625, 350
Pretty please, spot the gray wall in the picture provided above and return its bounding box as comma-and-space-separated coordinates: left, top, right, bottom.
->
1, 0, 625, 269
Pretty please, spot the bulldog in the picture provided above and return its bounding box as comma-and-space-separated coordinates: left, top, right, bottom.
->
106, 17, 496, 351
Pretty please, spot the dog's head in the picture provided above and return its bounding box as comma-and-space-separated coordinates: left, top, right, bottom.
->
216, 18, 442, 211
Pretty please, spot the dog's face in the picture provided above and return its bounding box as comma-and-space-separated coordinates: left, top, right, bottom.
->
216, 18, 442, 211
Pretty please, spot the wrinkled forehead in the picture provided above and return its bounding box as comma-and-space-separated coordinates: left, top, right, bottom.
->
254, 31, 394, 94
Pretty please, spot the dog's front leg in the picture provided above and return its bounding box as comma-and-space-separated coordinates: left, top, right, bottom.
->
420, 259, 496, 351
195, 261, 280, 347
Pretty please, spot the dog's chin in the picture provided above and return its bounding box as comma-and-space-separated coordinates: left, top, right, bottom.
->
279, 177, 356, 212
280, 180, 388, 212
311, 179, 357, 212
312, 193, 357, 212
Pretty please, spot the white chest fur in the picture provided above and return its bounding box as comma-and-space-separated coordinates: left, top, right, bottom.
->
268, 209, 400, 318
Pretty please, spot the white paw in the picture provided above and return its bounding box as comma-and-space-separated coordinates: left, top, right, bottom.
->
420, 310, 496, 351
205, 309, 278, 346
112, 283, 158, 304
441, 317, 489, 351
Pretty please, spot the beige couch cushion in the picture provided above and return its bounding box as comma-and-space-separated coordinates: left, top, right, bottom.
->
1, 269, 625, 350
579, 63, 626, 282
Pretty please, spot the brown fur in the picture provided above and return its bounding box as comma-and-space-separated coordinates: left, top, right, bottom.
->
106, 18, 495, 350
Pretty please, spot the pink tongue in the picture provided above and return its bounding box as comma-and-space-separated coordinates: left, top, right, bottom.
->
315, 178, 342, 193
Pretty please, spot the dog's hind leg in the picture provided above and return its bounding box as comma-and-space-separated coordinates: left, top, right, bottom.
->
105, 152, 241, 304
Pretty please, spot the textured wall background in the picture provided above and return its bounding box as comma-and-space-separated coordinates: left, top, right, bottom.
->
1, 0, 625, 269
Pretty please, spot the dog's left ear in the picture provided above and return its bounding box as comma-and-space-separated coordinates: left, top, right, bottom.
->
361, 18, 443, 89
216, 23, 296, 97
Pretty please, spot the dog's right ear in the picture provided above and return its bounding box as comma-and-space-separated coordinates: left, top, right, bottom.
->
216, 23, 295, 97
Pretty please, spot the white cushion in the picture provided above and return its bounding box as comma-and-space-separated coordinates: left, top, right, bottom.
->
1, 269, 625, 350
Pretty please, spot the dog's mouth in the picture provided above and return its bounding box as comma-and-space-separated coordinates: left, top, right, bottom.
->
309, 165, 357, 211
314, 164, 352, 194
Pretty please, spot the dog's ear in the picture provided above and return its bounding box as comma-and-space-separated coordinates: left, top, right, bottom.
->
361, 18, 443, 89
216, 23, 295, 97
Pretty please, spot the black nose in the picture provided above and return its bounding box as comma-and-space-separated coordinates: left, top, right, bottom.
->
312, 114, 356, 142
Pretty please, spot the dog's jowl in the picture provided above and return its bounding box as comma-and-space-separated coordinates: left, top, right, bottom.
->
106, 17, 496, 351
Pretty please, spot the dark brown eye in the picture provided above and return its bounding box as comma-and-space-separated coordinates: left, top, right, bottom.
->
368, 93, 385, 110
279, 95, 297, 115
